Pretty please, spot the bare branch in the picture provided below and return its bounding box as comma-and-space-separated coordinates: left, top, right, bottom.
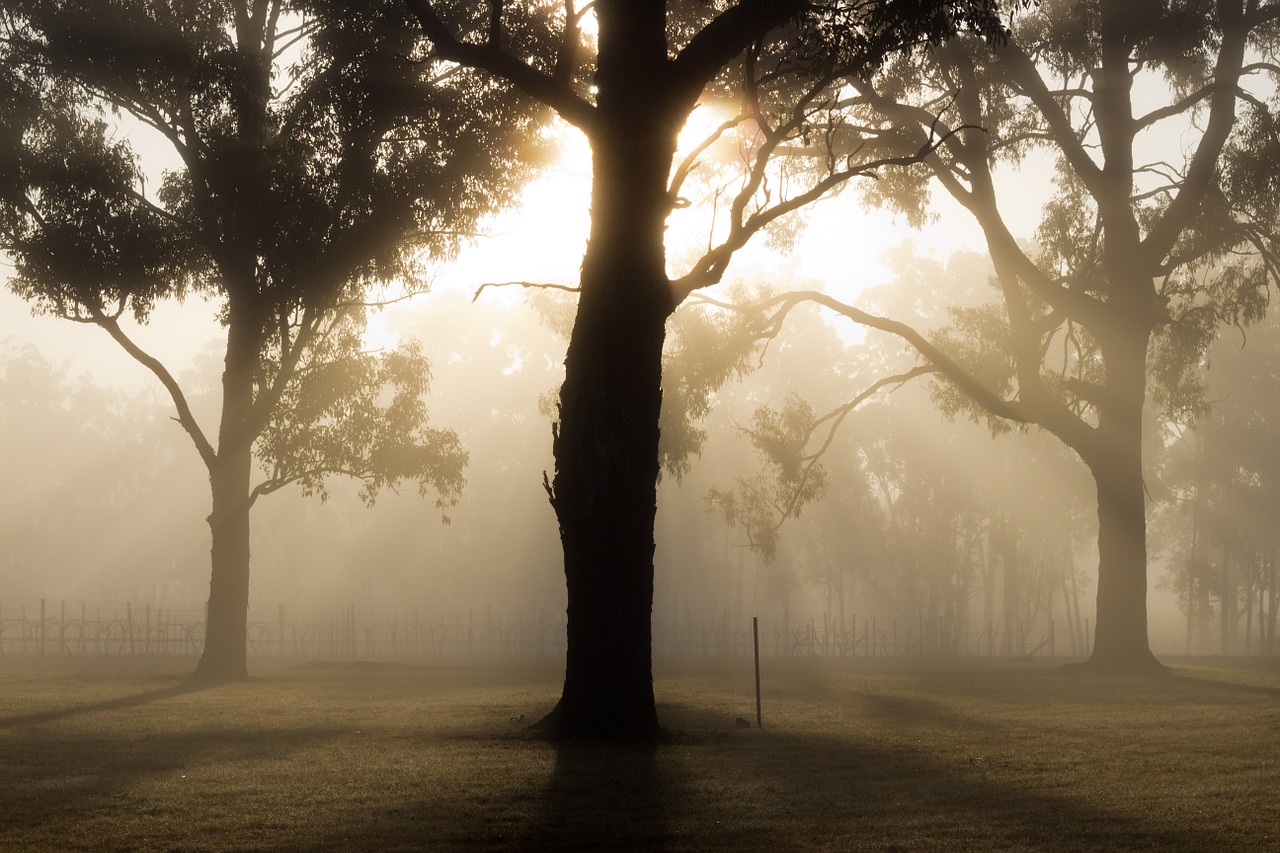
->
471, 280, 580, 303
89, 307, 217, 470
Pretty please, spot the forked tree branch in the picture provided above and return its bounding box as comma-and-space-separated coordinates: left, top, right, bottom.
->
88, 306, 218, 470
402, 0, 595, 130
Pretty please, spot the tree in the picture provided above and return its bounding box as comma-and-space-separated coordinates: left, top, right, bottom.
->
0, 0, 535, 681
1157, 306, 1280, 654
762, 0, 1280, 670
392, 0, 1011, 739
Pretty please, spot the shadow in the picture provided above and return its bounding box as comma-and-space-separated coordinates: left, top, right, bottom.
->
524, 738, 670, 851
645, 699, 1240, 852
0, 681, 210, 729
1, 723, 349, 848
1163, 668, 1280, 701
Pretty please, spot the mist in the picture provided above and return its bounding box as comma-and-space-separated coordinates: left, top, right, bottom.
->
5, 243, 1264, 660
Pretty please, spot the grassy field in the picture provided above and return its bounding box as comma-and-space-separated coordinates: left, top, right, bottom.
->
1, 655, 1277, 851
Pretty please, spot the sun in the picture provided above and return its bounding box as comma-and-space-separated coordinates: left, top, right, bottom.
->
432, 102, 993, 330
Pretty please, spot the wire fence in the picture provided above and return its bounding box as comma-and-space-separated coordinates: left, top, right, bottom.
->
0, 598, 1087, 661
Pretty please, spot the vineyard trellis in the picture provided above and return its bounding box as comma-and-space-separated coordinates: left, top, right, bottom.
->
0, 599, 1085, 660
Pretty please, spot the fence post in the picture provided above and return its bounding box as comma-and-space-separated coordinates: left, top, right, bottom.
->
39, 599, 46, 658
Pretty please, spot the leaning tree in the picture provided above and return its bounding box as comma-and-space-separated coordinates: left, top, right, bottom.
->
761, 0, 1280, 669
0, 0, 539, 681
385, 0, 1014, 738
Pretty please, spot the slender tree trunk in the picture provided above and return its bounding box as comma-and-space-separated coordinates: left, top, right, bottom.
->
1187, 499, 1201, 654
540, 5, 678, 737
997, 515, 1018, 657
192, 447, 253, 682
1267, 546, 1277, 655
191, 303, 260, 684
983, 530, 996, 653
1221, 543, 1233, 654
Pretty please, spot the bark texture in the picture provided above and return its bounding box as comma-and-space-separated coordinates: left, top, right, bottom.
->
541, 2, 680, 739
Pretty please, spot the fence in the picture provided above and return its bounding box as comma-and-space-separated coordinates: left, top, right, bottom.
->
0, 599, 1080, 661
654, 613, 1081, 659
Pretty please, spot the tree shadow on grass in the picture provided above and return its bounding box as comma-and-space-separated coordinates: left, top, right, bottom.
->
522, 737, 671, 852
1163, 668, 1280, 700
643, 701, 1244, 852
0, 681, 210, 729
0, 723, 350, 849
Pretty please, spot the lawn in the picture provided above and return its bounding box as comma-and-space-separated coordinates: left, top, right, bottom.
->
1, 655, 1277, 851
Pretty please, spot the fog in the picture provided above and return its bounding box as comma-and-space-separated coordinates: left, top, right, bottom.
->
7, 235, 1273, 659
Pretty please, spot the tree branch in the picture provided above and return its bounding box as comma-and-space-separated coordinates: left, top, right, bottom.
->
670, 0, 809, 108
401, 0, 595, 130
471, 280, 580, 303
89, 307, 217, 471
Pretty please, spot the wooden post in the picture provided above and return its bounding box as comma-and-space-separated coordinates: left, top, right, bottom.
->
278, 604, 285, 657
752, 616, 762, 729
39, 599, 46, 658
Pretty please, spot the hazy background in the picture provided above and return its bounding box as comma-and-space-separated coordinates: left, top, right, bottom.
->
0, 116, 1260, 658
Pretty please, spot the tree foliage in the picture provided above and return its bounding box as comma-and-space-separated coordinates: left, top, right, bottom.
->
0, 0, 544, 680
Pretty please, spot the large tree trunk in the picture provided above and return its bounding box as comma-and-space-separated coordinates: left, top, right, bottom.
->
1085, 328, 1162, 671
540, 4, 679, 739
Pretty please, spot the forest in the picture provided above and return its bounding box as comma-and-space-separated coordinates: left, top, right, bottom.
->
2, 0, 1280, 740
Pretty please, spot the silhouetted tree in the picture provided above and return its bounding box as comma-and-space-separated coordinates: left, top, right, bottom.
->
0, 0, 535, 681
390, 0, 1011, 738
762, 0, 1280, 670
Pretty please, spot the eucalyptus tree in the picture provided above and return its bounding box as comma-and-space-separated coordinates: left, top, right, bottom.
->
0, 0, 537, 681
1159, 307, 1280, 653
390, 0, 1011, 738
762, 0, 1280, 670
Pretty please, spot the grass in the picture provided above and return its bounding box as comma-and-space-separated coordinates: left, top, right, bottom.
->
1, 655, 1278, 851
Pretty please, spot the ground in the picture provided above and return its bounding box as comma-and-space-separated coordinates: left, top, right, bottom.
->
1, 655, 1277, 851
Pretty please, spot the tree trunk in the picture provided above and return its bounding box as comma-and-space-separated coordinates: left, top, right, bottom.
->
1267, 546, 1277, 655
191, 303, 259, 684
1221, 543, 1234, 654
540, 7, 678, 737
997, 515, 1018, 656
192, 446, 253, 682
1085, 329, 1161, 671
